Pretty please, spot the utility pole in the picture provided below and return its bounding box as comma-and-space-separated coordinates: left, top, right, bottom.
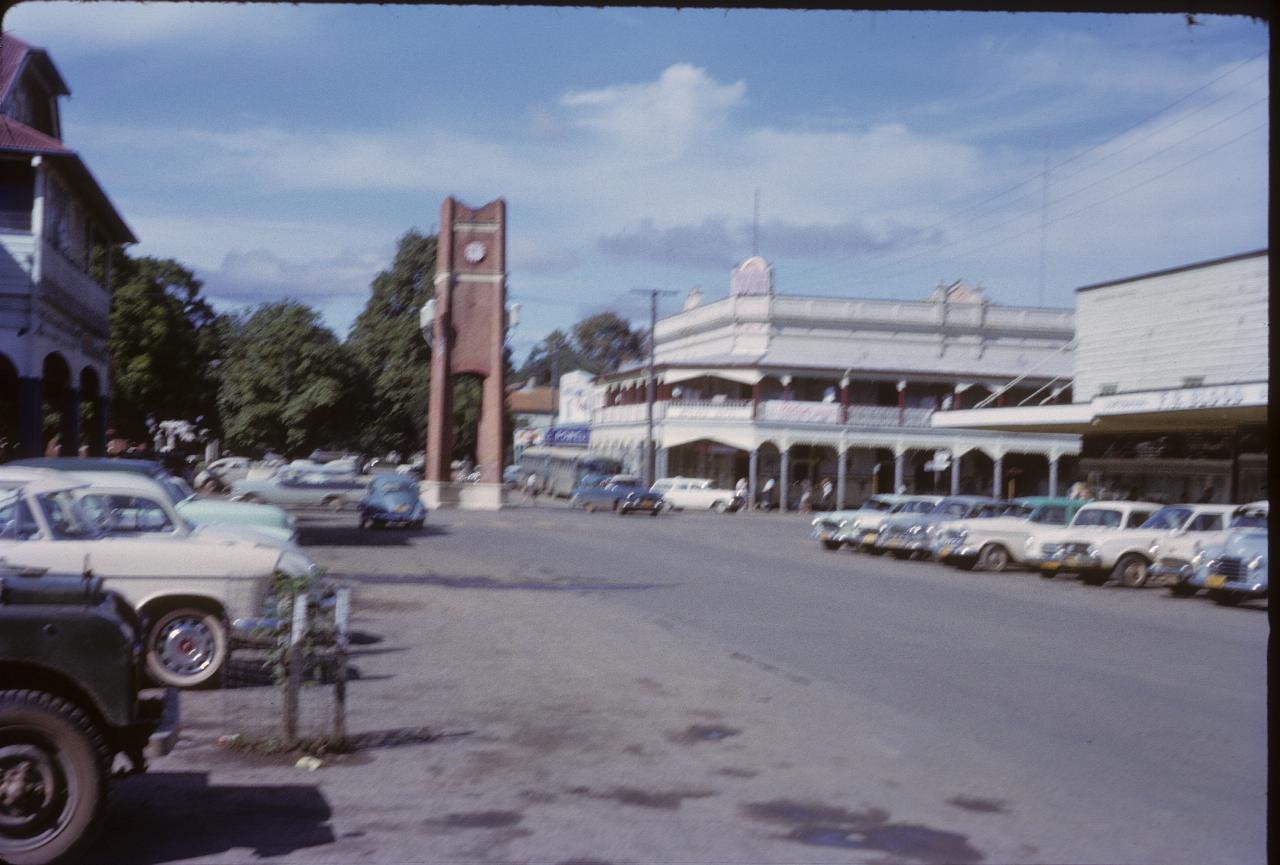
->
630, 287, 677, 486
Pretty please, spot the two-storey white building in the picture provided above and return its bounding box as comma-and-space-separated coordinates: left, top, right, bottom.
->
590, 256, 1082, 509
0, 34, 135, 459
934, 250, 1268, 504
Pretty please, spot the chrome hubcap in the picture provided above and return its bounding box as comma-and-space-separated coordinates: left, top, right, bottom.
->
0, 744, 62, 837
156, 616, 216, 677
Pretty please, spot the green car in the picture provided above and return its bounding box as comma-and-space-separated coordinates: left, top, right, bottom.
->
9, 458, 297, 546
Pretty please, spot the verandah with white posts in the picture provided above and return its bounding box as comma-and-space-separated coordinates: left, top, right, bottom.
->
590, 411, 1078, 511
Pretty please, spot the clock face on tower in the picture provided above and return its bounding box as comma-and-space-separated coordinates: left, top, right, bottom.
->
463, 241, 487, 264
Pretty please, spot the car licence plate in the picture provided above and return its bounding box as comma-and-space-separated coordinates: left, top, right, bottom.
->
1064, 555, 1086, 568
1206, 574, 1227, 589
863, 532, 877, 544
938, 546, 953, 559
818, 531, 830, 541
1042, 560, 1060, 570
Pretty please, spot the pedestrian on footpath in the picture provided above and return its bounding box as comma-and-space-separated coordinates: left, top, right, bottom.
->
523, 471, 541, 505
819, 476, 834, 510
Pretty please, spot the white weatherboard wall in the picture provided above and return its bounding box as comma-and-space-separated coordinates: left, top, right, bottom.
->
1073, 252, 1268, 402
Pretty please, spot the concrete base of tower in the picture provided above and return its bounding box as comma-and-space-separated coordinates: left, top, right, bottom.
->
422, 480, 506, 510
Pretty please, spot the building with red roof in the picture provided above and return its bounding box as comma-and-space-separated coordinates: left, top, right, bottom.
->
0, 32, 135, 458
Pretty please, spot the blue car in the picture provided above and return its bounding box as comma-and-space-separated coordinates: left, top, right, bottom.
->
358, 475, 426, 529
1186, 526, 1268, 606
570, 474, 664, 515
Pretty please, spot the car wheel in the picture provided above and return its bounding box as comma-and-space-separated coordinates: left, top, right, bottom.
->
978, 544, 1011, 573
1112, 554, 1150, 588
1208, 589, 1242, 607
1039, 568, 1056, 579
713, 500, 728, 514
890, 550, 911, 560
649, 508, 659, 517
1168, 582, 1198, 598
145, 607, 228, 689
323, 496, 345, 512
584, 502, 597, 513
0, 690, 109, 865
358, 514, 370, 529
411, 519, 424, 529
821, 539, 842, 551
865, 547, 885, 556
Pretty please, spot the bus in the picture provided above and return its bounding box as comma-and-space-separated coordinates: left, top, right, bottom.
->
517, 446, 624, 498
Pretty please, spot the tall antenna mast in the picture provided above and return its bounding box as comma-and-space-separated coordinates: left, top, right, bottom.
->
752, 188, 760, 256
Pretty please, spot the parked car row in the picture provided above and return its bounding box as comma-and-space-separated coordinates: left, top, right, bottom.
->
0, 458, 328, 689
566, 474, 744, 516
813, 494, 1268, 607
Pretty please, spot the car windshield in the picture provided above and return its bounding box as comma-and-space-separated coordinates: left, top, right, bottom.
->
1230, 511, 1268, 529
893, 500, 936, 514
374, 478, 417, 494
861, 498, 894, 512
159, 476, 195, 505
0, 489, 39, 540
933, 502, 971, 518
34, 490, 104, 540
1073, 508, 1122, 528
1001, 504, 1033, 518
1140, 507, 1193, 530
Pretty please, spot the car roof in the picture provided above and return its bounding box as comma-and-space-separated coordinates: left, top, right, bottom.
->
0, 473, 86, 496
57, 471, 167, 493
1079, 500, 1162, 510
938, 496, 997, 505
9, 457, 169, 478
1013, 497, 1081, 507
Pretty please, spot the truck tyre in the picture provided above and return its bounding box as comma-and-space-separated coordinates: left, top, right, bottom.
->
978, 544, 1011, 572
1112, 554, 1150, 588
0, 690, 108, 865
1168, 582, 1198, 598
145, 607, 228, 689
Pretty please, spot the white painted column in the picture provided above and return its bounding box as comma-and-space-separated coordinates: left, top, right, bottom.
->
1048, 454, 1060, 497
779, 447, 790, 511
893, 448, 906, 493
748, 447, 759, 511
992, 455, 1004, 499
656, 446, 669, 480
836, 447, 848, 509
950, 450, 961, 495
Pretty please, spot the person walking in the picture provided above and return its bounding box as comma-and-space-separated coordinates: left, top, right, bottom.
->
523, 471, 541, 505
798, 479, 813, 513
760, 477, 776, 511
819, 476, 834, 510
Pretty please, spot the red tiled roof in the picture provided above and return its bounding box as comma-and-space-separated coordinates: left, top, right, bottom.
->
508, 388, 556, 414
0, 116, 70, 154
0, 32, 32, 102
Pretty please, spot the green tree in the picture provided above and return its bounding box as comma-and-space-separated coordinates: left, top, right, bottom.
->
347, 231, 437, 456
571, 312, 644, 374
109, 255, 227, 439
517, 328, 580, 386
217, 301, 366, 455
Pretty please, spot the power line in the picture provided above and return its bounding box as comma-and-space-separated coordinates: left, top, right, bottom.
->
780, 49, 1268, 288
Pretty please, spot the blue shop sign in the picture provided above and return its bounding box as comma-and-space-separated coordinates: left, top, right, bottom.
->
545, 425, 590, 447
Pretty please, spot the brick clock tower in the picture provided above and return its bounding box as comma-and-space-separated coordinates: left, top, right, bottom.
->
422, 197, 508, 509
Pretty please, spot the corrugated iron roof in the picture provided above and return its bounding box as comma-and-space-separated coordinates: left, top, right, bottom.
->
0, 115, 70, 154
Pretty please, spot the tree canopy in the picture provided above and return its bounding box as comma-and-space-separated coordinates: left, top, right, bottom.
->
217, 301, 366, 455
518, 312, 644, 384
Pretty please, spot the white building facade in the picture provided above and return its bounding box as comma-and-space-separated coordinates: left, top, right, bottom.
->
935, 250, 1268, 503
591, 257, 1082, 509
0, 34, 135, 458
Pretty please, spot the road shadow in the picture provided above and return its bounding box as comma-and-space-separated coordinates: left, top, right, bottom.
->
94, 772, 335, 863
299, 523, 448, 546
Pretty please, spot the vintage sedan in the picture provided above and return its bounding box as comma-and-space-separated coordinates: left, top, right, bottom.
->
230, 464, 369, 510
648, 477, 743, 513
1184, 525, 1268, 605
1159, 501, 1268, 595
931, 497, 1086, 572
0, 474, 318, 688
571, 474, 664, 515
1026, 500, 1163, 585
874, 495, 1001, 559
12, 456, 297, 545
810, 493, 906, 551
359, 475, 426, 529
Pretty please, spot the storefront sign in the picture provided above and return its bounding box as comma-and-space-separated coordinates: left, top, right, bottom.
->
544, 425, 591, 447
1093, 382, 1267, 416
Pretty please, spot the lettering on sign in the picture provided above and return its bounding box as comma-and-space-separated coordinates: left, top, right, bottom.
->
545, 425, 591, 447
1094, 382, 1266, 416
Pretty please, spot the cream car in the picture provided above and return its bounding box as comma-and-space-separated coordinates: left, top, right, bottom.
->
0, 474, 316, 689
649, 477, 743, 513
1025, 500, 1163, 586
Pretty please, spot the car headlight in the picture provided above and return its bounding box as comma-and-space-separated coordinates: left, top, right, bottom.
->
1190, 551, 1205, 569
1086, 545, 1099, 557
908, 525, 922, 535
954, 530, 968, 543
1248, 555, 1265, 571
277, 549, 319, 581
924, 525, 937, 536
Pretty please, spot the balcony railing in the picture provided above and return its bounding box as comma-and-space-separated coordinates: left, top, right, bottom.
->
38, 240, 110, 324
593, 399, 936, 428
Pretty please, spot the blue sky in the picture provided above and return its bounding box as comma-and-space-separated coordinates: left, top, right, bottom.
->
3, 3, 1269, 364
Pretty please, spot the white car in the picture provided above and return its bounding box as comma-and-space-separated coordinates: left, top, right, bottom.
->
810, 493, 907, 551
649, 477, 743, 513
931, 498, 1086, 572
1156, 501, 1269, 594
195, 455, 254, 492
1026, 500, 1164, 586
0, 474, 317, 688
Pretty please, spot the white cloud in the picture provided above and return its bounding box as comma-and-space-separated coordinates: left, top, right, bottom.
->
202, 247, 386, 304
